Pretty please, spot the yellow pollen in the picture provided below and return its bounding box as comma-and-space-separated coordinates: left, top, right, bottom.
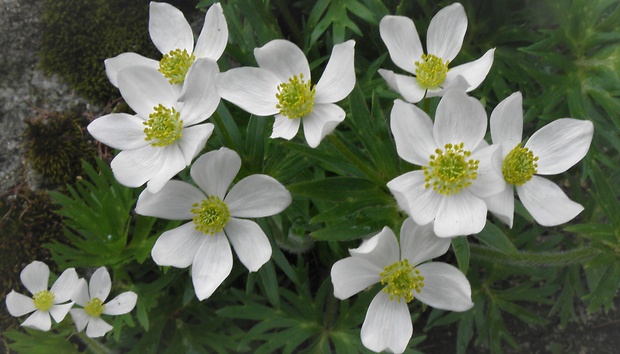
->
380, 259, 424, 303
191, 196, 230, 235
143, 104, 183, 147
32, 290, 55, 311
159, 48, 196, 84
502, 144, 538, 185
84, 297, 105, 317
275, 74, 316, 119
423, 142, 479, 195
415, 54, 449, 89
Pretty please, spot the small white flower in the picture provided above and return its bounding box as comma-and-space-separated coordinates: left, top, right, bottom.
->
105, 2, 228, 87
135, 147, 292, 300
69, 267, 138, 338
88, 60, 220, 193
5, 261, 79, 331
486, 92, 594, 227
379, 3, 495, 103
215, 39, 356, 148
331, 218, 473, 354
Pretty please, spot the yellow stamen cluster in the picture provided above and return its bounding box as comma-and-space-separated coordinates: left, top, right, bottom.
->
84, 298, 105, 317
159, 48, 196, 84
423, 143, 479, 195
502, 144, 538, 185
191, 196, 231, 235
143, 104, 183, 147
380, 259, 424, 303
276, 74, 316, 119
33, 290, 55, 311
415, 54, 449, 89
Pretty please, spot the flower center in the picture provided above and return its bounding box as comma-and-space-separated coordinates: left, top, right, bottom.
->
84, 297, 105, 317
423, 143, 479, 195
191, 196, 231, 235
159, 48, 196, 84
380, 259, 424, 303
143, 104, 184, 147
275, 74, 316, 119
32, 290, 55, 311
414, 54, 449, 89
502, 144, 538, 185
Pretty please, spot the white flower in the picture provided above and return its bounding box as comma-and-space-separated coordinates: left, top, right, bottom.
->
5, 261, 78, 331
88, 60, 220, 193
105, 2, 228, 87
331, 218, 473, 354
387, 89, 504, 237
135, 147, 292, 300
378, 3, 495, 103
486, 92, 594, 227
69, 267, 138, 338
215, 39, 356, 148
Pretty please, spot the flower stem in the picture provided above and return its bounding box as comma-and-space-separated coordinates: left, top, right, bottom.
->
76, 332, 115, 354
470, 244, 601, 267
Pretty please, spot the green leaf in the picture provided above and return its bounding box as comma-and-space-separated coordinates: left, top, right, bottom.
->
475, 222, 518, 255
451, 237, 470, 275
287, 177, 378, 201
583, 261, 620, 313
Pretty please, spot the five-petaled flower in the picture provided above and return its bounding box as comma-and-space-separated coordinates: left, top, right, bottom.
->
135, 147, 292, 300
331, 218, 473, 353
215, 39, 356, 148
379, 3, 494, 103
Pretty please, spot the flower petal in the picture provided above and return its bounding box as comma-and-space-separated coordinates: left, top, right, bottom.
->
117, 66, 178, 119
434, 190, 487, 237
387, 171, 442, 226
445, 48, 495, 94
301, 103, 346, 148
349, 227, 400, 270
179, 59, 220, 126
390, 99, 436, 166
315, 40, 356, 104
89, 267, 111, 302
177, 123, 214, 165
191, 147, 240, 199
216, 67, 280, 116
468, 144, 506, 198
49, 302, 73, 323
433, 88, 486, 151
50, 268, 79, 303
149, 2, 193, 54
254, 39, 310, 82
361, 291, 413, 354
144, 145, 188, 193
379, 15, 423, 74
103, 292, 137, 316
400, 218, 450, 266
427, 3, 467, 62
21, 261, 49, 295
110, 146, 164, 189
136, 180, 204, 220
85, 317, 113, 338
489, 91, 523, 155
71, 279, 90, 307
69, 308, 89, 332
416, 262, 473, 311
226, 175, 291, 218
87, 113, 150, 150
22, 310, 51, 331
193, 3, 228, 60
151, 222, 205, 268
224, 218, 272, 272
104, 52, 159, 88
525, 118, 594, 175
192, 233, 233, 300
270, 114, 301, 140
330, 257, 382, 300
484, 187, 515, 228
6, 291, 35, 317
517, 176, 584, 226
378, 69, 426, 104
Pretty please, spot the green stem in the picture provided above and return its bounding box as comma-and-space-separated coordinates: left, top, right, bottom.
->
76, 332, 114, 354
327, 134, 386, 187
470, 244, 601, 268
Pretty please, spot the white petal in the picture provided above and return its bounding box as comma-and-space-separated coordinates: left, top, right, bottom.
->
490, 91, 523, 155
191, 233, 233, 300
315, 40, 356, 104
87, 113, 149, 150
49, 302, 73, 323
50, 268, 79, 303
379, 15, 423, 74
387, 171, 442, 226
468, 144, 506, 198
144, 145, 188, 193
136, 180, 203, 220
390, 99, 436, 166
517, 176, 584, 226
71, 279, 90, 307
151, 222, 205, 268
117, 66, 178, 119
445, 48, 495, 94
89, 267, 111, 302
69, 308, 89, 332
400, 218, 450, 266
226, 175, 291, 218
378, 69, 426, 104
254, 39, 310, 82
427, 3, 467, 62
6, 291, 35, 317
85, 317, 113, 338
179, 59, 220, 126
224, 218, 271, 272
434, 190, 487, 237
21, 261, 49, 295
330, 257, 382, 300
103, 292, 137, 316
193, 3, 228, 60
270, 114, 301, 140
416, 262, 473, 311
433, 88, 487, 151
104, 52, 159, 88
361, 291, 412, 354
525, 119, 594, 175
216, 67, 280, 116
110, 146, 163, 189
177, 123, 214, 165
484, 187, 515, 228
301, 103, 346, 148
149, 2, 194, 54
22, 310, 51, 331
191, 147, 240, 199
349, 227, 400, 270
